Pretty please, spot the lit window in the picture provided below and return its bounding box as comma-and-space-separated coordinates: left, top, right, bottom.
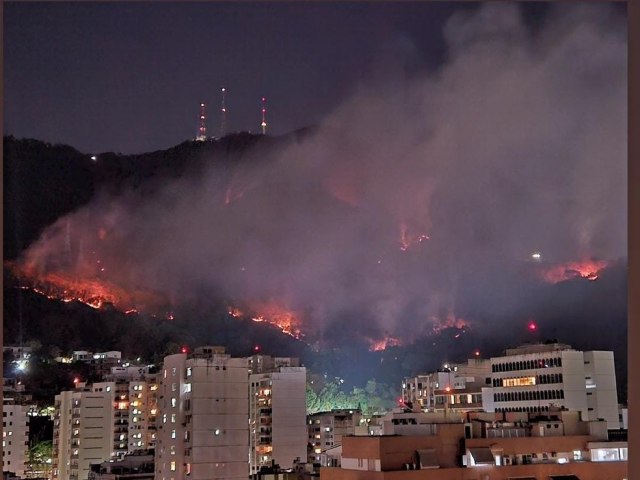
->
171, 398, 177, 408
170, 461, 176, 471
171, 430, 176, 439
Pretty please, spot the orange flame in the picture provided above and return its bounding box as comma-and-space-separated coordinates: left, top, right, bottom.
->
430, 313, 470, 335
227, 301, 304, 340
367, 336, 402, 352
540, 259, 608, 284
8, 261, 167, 313
399, 223, 430, 252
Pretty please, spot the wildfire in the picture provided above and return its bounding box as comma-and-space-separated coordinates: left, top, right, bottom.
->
399, 223, 429, 251
8, 261, 167, 313
367, 336, 402, 352
430, 313, 470, 335
540, 259, 608, 284
227, 301, 304, 340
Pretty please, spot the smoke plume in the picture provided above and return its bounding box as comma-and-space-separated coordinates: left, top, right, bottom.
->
16, 4, 627, 346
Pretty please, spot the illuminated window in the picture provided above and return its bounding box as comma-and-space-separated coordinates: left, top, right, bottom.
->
502, 377, 537, 387
171, 398, 177, 408
171, 430, 176, 439
170, 461, 176, 471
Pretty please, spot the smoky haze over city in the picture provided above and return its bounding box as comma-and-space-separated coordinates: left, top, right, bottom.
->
8, 3, 627, 352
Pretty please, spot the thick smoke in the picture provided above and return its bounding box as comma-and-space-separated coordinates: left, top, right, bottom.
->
19, 4, 626, 345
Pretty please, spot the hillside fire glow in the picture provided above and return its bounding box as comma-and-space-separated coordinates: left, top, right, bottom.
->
6, 4, 626, 350
540, 260, 609, 284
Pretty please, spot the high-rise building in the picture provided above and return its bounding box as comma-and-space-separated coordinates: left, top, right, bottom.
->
2, 399, 30, 478
248, 355, 306, 474
53, 385, 114, 480
53, 371, 159, 480
154, 349, 307, 480
482, 343, 620, 429
155, 347, 250, 480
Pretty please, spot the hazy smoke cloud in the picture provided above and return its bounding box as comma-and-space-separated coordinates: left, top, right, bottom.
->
20, 4, 627, 344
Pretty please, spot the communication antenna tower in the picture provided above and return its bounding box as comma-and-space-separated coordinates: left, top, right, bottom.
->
220, 87, 227, 137
196, 102, 207, 141
261, 97, 267, 135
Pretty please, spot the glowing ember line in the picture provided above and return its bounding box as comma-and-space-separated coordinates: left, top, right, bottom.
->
399, 223, 430, 251
540, 259, 608, 284
367, 336, 402, 352
227, 303, 304, 340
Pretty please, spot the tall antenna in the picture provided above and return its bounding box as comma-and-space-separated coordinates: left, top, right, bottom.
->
196, 102, 207, 141
220, 87, 227, 137
261, 97, 267, 135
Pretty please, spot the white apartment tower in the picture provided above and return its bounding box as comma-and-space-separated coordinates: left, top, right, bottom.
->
53, 386, 114, 480
53, 374, 159, 480
248, 355, 306, 474
482, 343, 620, 429
155, 347, 249, 480
2, 400, 30, 478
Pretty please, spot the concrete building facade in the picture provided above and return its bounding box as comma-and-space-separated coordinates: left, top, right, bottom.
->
155, 347, 250, 480
2, 400, 29, 478
52, 372, 159, 480
402, 359, 491, 414
307, 410, 362, 466
320, 411, 627, 480
482, 343, 620, 429
248, 357, 307, 474
53, 387, 114, 480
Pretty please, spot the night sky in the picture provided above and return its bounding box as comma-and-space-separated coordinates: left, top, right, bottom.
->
4, 2, 554, 154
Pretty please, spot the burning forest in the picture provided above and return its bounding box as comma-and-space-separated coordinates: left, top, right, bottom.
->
5, 4, 627, 354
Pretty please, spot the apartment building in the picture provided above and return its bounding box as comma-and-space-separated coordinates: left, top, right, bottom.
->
53, 385, 114, 480
2, 399, 30, 478
307, 410, 362, 466
402, 359, 491, 414
52, 370, 159, 480
249, 357, 306, 474
482, 343, 620, 429
155, 346, 250, 480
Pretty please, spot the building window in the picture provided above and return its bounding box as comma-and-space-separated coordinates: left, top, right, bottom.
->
170, 461, 176, 471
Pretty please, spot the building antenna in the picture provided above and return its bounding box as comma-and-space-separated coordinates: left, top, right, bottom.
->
261, 97, 267, 135
196, 102, 207, 141
220, 87, 227, 138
